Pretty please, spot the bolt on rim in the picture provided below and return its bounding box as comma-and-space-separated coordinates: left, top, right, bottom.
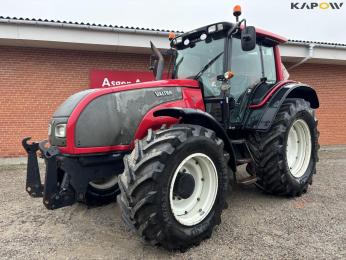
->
169, 153, 218, 226
286, 119, 312, 178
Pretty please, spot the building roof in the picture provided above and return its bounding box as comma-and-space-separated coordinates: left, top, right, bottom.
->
288, 39, 346, 47
0, 16, 346, 64
1, 16, 345, 47
0, 16, 346, 46
0, 16, 184, 33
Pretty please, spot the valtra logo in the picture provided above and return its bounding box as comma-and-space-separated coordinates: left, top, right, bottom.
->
291, 2, 344, 9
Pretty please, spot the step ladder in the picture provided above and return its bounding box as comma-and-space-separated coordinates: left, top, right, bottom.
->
231, 139, 257, 185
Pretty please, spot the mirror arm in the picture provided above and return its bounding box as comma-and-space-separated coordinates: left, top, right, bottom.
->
226, 18, 247, 39
236, 19, 247, 30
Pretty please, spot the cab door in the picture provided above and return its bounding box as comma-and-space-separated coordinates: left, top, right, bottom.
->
227, 37, 277, 126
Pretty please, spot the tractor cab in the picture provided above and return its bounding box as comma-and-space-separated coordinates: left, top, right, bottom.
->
166, 10, 287, 128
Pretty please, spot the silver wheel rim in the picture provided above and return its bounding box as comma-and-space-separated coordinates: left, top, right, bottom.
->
286, 119, 312, 178
169, 153, 218, 226
89, 175, 118, 190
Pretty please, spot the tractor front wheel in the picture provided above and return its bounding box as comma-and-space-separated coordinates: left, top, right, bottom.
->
85, 175, 120, 206
248, 98, 319, 196
118, 124, 229, 251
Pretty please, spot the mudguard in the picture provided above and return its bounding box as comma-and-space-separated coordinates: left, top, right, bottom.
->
154, 107, 237, 172
245, 82, 319, 131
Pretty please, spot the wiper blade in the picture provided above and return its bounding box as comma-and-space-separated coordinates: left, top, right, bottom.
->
194, 51, 224, 80
175, 57, 184, 70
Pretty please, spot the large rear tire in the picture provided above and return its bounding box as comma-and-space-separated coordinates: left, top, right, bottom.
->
118, 124, 229, 251
248, 98, 319, 196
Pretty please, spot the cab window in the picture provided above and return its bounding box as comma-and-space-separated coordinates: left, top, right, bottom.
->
229, 38, 262, 102
262, 46, 276, 83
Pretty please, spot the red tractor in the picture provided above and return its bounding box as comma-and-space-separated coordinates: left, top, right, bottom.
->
22, 6, 319, 251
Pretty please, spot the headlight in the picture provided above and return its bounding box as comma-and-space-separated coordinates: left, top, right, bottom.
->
48, 124, 52, 136
55, 124, 66, 138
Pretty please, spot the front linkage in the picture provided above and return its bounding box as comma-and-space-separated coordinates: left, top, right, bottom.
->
22, 137, 124, 210
22, 137, 77, 209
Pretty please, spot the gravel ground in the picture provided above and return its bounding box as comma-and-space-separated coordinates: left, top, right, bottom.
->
1, 148, 345, 259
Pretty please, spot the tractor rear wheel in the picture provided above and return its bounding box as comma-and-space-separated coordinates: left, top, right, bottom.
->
118, 124, 229, 251
248, 98, 319, 196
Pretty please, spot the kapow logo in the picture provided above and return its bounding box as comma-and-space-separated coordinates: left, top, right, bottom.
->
291, 2, 344, 9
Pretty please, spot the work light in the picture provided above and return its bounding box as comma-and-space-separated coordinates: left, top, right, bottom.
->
176, 37, 182, 44
208, 25, 217, 33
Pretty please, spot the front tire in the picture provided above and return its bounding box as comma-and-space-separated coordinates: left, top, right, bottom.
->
248, 98, 319, 196
85, 175, 120, 206
118, 124, 229, 251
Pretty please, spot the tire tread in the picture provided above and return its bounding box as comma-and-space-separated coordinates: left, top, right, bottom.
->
118, 124, 228, 250
247, 98, 319, 196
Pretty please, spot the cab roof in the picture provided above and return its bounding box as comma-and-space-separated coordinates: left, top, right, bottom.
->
177, 22, 287, 45
254, 26, 287, 44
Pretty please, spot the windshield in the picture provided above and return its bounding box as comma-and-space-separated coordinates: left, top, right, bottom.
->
173, 37, 225, 97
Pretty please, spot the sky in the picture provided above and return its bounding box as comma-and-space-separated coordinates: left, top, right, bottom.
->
1, 0, 345, 43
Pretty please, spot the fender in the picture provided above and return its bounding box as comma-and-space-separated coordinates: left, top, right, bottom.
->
245, 82, 319, 131
154, 107, 237, 172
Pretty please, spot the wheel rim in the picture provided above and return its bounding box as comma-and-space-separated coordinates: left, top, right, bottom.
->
286, 119, 312, 178
89, 175, 118, 190
169, 153, 218, 226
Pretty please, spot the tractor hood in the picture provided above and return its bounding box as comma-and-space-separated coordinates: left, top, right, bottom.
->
49, 79, 199, 154
53, 79, 198, 118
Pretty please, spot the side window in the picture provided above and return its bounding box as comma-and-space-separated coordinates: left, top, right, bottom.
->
262, 46, 277, 83
229, 38, 262, 102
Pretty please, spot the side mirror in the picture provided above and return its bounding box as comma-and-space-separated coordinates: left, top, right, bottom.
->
241, 26, 256, 51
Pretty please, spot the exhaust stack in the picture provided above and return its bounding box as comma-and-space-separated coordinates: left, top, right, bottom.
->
150, 41, 164, 80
